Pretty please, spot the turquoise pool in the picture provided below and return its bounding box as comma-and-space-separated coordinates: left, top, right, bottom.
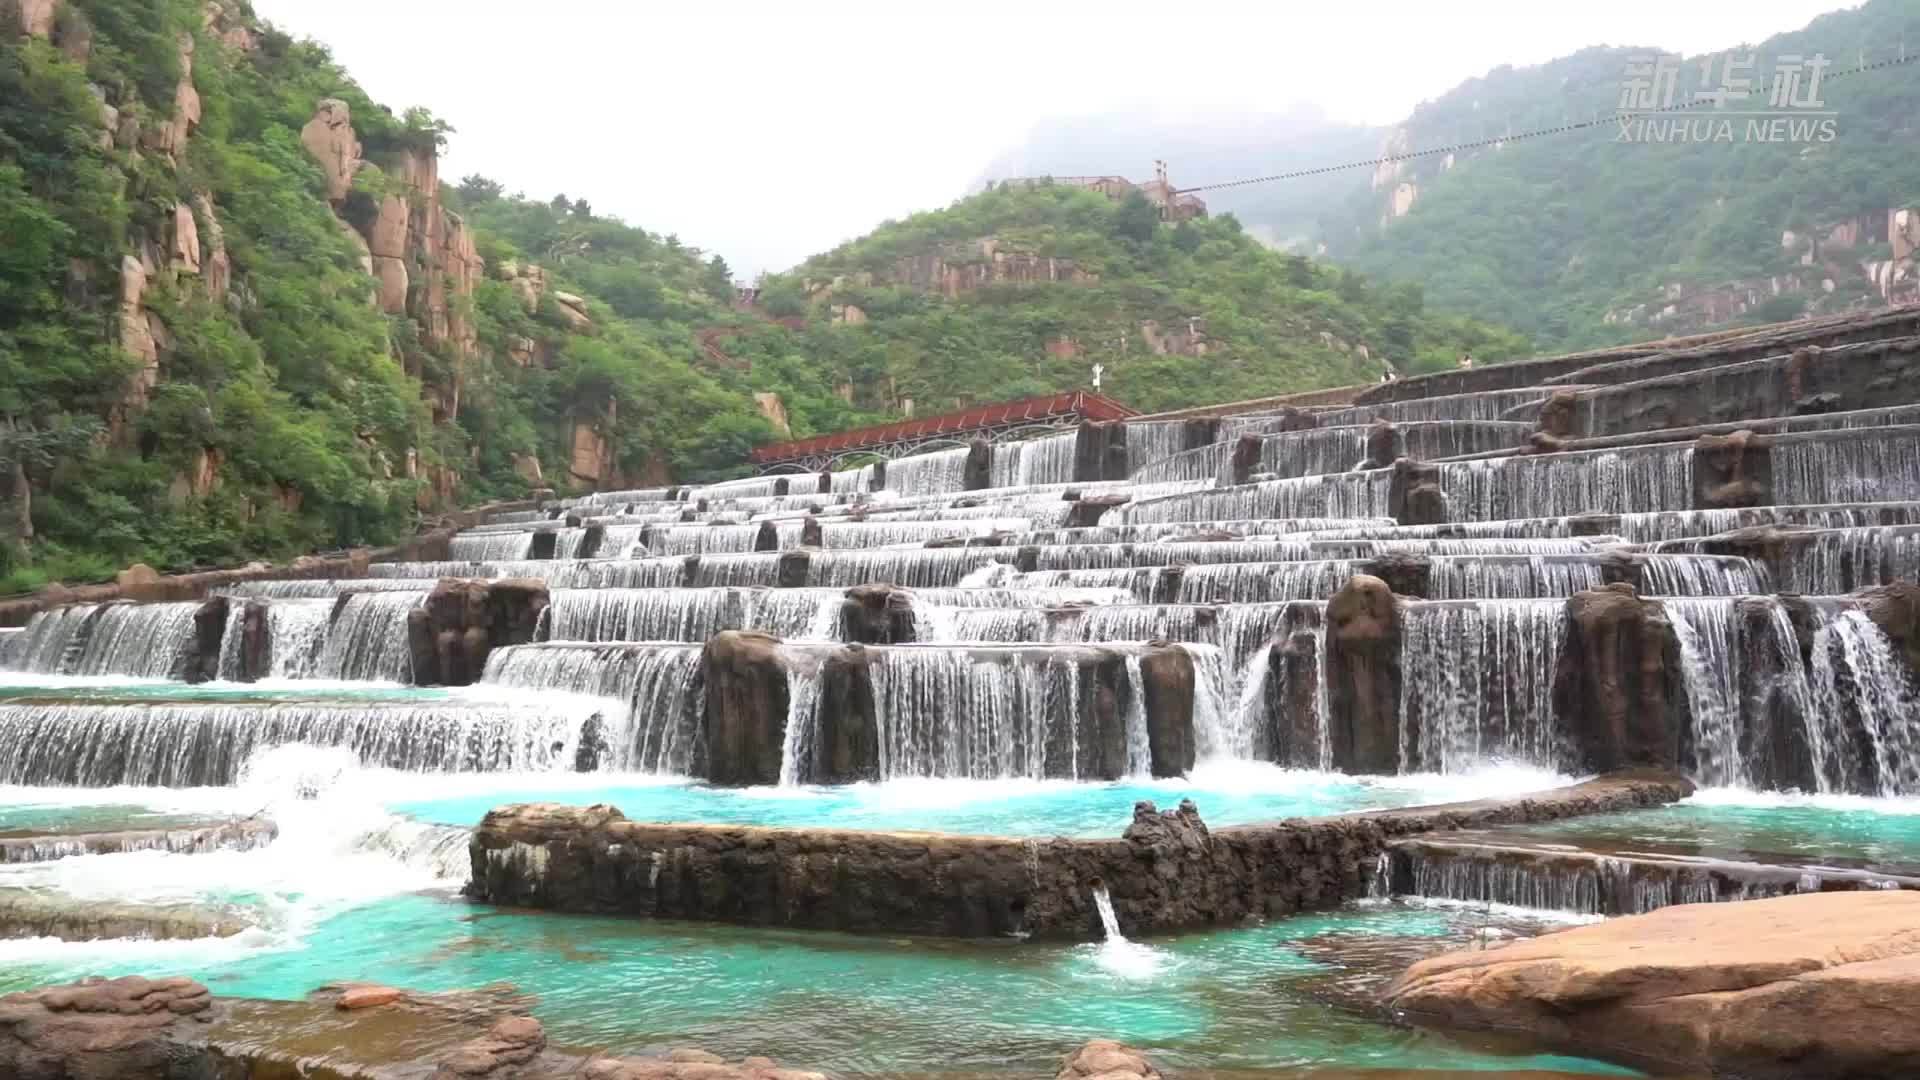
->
386, 765, 1502, 838
0, 889, 1633, 1077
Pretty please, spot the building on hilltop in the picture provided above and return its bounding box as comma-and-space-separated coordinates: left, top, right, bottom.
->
992, 161, 1207, 222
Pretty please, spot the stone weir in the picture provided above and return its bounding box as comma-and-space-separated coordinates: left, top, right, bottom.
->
1383, 833, 1920, 918
464, 770, 1691, 941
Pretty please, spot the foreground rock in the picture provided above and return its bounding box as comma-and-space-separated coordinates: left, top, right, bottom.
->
1058, 1039, 1160, 1080
0, 976, 828, 1079
1383, 891, 1920, 1078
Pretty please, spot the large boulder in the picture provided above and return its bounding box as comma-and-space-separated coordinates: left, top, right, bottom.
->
0, 976, 214, 1077
1384, 891, 1920, 1079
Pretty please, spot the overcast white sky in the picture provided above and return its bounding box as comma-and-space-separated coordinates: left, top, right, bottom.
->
253, 0, 1850, 275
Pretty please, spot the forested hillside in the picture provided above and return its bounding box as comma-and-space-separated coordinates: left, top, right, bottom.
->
0, 0, 787, 590
1321, 0, 1920, 348
735, 184, 1525, 418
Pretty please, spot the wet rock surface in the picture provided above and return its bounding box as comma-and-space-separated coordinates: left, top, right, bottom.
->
2, 977, 836, 1079
1384, 890, 1920, 1079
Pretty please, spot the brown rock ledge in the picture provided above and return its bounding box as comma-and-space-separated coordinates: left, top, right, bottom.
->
1382, 890, 1920, 1078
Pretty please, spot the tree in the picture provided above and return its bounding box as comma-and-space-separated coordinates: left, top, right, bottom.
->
550, 193, 572, 213
457, 174, 504, 204
1115, 190, 1160, 244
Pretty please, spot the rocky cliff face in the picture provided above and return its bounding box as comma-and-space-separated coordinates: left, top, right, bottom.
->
298, 99, 486, 426
1600, 208, 1920, 334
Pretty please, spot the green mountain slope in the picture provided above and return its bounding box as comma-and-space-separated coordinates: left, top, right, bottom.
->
1319, 0, 1920, 348
0, 0, 783, 589
736, 184, 1525, 419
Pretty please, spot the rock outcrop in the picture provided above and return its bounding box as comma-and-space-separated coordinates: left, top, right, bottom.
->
0, 977, 830, 1079
1385, 891, 1920, 1079
0, 976, 214, 1077
1325, 575, 1402, 773
300, 98, 362, 203
1057, 1040, 1161, 1080
14, 0, 58, 38
1552, 585, 1685, 772
405, 578, 549, 686
140, 33, 200, 158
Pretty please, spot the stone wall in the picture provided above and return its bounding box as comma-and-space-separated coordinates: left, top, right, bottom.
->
466, 772, 1693, 940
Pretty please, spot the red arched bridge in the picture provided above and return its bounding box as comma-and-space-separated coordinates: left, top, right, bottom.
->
749, 391, 1138, 473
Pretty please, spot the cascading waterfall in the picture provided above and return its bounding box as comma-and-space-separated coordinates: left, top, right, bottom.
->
1128, 442, 1231, 486
1177, 561, 1359, 604
1639, 554, 1769, 596
853, 648, 1125, 781
545, 588, 745, 643
1806, 609, 1919, 796
4, 602, 201, 677
447, 531, 537, 561
653, 524, 763, 556
1663, 597, 1747, 787
215, 597, 334, 679
1124, 421, 1189, 476
689, 554, 784, 587
1122, 654, 1151, 776
482, 643, 705, 772
1180, 643, 1237, 760
1425, 557, 1606, 600
886, 447, 972, 497
1009, 517, 1394, 547
1034, 541, 1314, 571
830, 465, 876, 494
1118, 471, 1391, 525
1398, 601, 1565, 773
818, 519, 1032, 548
312, 592, 423, 682
1773, 431, 1920, 505
1770, 527, 1920, 594
1438, 446, 1693, 520
807, 548, 1018, 588
991, 431, 1077, 488
0, 698, 601, 786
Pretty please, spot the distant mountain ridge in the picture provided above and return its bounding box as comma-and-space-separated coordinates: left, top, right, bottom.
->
975, 0, 1920, 351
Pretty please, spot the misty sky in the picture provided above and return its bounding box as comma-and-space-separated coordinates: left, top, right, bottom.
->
252, 0, 1848, 275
